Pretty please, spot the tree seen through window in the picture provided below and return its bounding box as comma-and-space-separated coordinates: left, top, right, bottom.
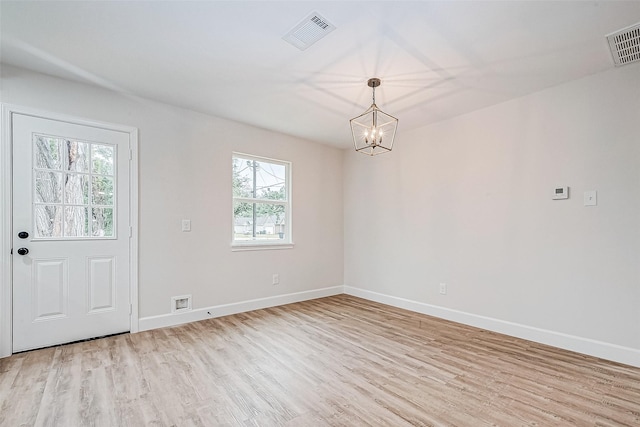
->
232, 155, 290, 243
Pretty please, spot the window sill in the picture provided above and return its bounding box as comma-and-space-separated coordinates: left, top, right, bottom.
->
231, 242, 294, 252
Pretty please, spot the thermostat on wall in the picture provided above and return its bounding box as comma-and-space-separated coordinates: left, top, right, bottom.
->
553, 186, 569, 200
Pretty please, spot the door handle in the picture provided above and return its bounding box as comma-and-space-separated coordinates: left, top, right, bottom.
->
18, 231, 29, 239
17, 248, 29, 256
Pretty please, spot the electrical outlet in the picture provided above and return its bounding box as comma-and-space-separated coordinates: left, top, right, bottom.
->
439, 283, 447, 295
272, 274, 280, 285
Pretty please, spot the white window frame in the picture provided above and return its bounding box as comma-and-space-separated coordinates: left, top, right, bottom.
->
231, 152, 293, 251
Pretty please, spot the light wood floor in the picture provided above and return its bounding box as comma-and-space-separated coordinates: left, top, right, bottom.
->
1, 295, 639, 426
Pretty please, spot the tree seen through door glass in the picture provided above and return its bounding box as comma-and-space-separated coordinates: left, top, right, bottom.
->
35, 171, 63, 203
35, 136, 62, 170
67, 141, 89, 172
33, 135, 116, 238
34, 205, 61, 237
92, 144, 114, 175
92, 208, 114, 237
64, 174, 89, 204
63, 206, 89, 237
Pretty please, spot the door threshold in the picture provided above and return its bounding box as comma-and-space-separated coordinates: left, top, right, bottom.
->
13, 331, 130, 354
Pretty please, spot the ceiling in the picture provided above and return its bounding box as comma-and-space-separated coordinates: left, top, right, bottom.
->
1, 1, 639, 149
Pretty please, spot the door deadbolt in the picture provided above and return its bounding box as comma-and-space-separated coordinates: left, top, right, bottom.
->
18, 231, 29, 239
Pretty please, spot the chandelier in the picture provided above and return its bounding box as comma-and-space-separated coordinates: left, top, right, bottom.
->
349, 78, 398, 156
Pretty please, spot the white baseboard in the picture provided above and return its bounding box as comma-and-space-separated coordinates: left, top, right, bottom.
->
344, 286, 640, 368
138, 286, 343, 332
137, 284, 640, 368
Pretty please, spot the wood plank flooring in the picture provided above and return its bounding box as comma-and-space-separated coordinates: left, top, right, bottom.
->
1, 294, 639, 426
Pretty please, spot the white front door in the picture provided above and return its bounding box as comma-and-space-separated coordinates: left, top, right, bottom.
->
12, 113, 131, 352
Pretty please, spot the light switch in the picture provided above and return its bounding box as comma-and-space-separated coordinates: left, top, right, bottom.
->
181, 219, 191, 231
584, 191, 597, 206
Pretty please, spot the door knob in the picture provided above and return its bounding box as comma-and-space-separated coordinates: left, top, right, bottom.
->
17, 248, 29, 256
18, 231, 29, 239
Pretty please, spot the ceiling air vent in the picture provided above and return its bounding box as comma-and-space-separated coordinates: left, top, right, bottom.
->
283, 11, 336, 51
606, 22, 640, 67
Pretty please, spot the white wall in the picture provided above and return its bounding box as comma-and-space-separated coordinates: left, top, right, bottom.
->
344, 63, 640, 363
3, 62, 639, 366
1, 65, 344, 321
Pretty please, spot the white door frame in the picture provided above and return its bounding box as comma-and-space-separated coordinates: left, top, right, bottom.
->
0, 104, 139, 358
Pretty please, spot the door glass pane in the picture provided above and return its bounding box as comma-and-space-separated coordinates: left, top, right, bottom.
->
35, 205, 62, 238
64, 173, 89, 204
65, 141, 89, 172
92, 176, 114, 206
35, 171, 63, 203
35, 135, 62, 170
33, 135, 118, 240
92, 144, 114, 175
64, 206, 89, 237
92, 208, 113, 237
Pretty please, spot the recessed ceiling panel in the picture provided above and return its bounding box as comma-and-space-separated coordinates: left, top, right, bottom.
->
607, 22, 640, 66
283, 11, 336, 51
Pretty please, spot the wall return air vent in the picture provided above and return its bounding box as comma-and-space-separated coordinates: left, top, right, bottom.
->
283, 11, 336, 50
606, 22, 640, 67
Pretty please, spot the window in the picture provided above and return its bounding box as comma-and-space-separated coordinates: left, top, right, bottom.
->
232, 153, 291, 248
34, 134, 116, 239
